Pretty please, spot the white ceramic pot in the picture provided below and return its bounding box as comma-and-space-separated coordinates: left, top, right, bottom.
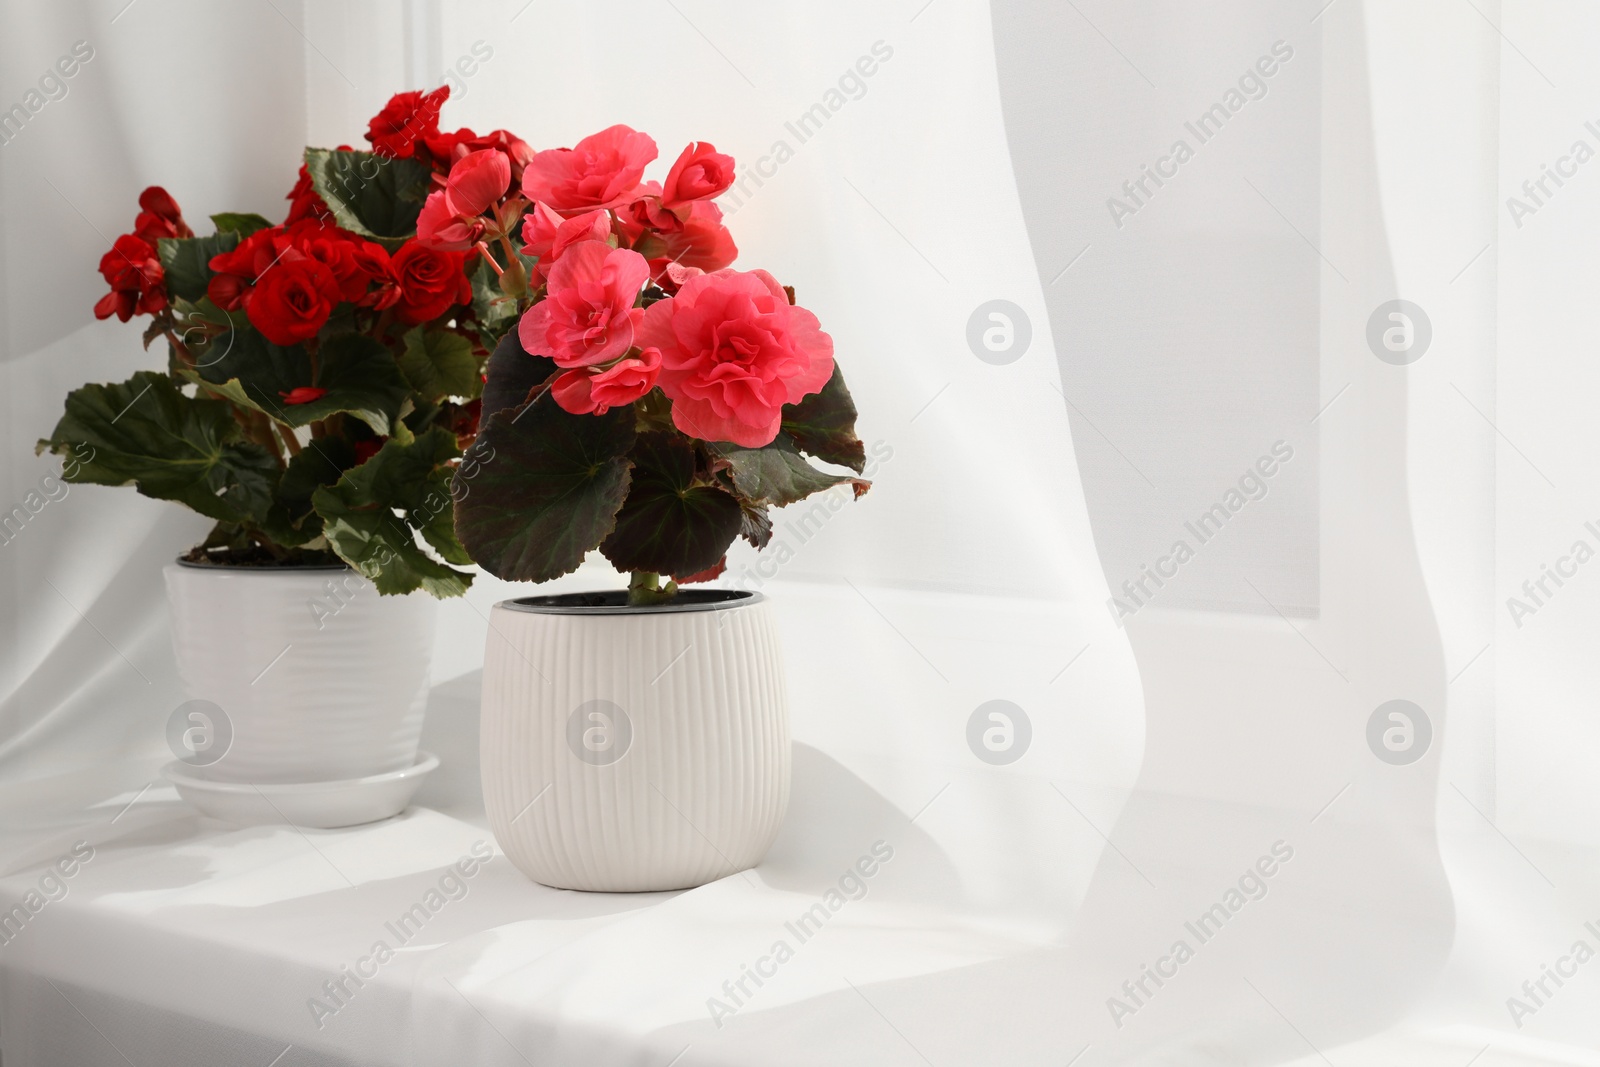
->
164, 561, 437, 784
481, 590, 790, 892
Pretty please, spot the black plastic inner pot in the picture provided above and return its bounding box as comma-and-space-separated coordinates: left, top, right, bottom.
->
501, 589, 764, 614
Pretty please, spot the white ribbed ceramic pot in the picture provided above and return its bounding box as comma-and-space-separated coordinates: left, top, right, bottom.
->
481, 590, 790, 892
164, 561, 436, 784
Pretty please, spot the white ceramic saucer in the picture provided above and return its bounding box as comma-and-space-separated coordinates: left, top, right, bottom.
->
161, 751, 440, 829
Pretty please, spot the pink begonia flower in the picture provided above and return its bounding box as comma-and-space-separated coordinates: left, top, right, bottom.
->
639, 268, 833, 447
520, 125, 657, 215
618, 183, 678, 235
416, 149, 512, 251
520, 202, 612, 285
517, 240, 649, 368
661, 262, 704, 289
550, 346, 663, 415
661, 142, 735, 208
649, 200, 737, 288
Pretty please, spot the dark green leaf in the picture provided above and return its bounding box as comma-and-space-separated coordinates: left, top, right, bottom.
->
780, 365, 866, 473
261, 438, 357, 546
738, 500, 773, 549
189, 330, 410, 435
312, 427, 471, 596
184, 323, 309, 418
399, 327, 482, 402
412, 464, 472, 566
402, 397, 441, 436
168, 296, 242, 375
481, 330, 557, 419
156, 232, 240, 304
310, 334, 412, 436
172, 294, 244, 338
453, 396, 635, 582
38, 371, 277, 525
715, 433, 868, 507
600, 432, 742, 577
304, 147, 432, 244
210, 212, 273, 237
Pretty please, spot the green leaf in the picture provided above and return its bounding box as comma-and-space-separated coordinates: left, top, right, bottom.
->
600, 432, 742, 577
311, 427, 472, 596
210, 212, 273, 237
172, 294, 244, 337
399, 327, 482, 402
261, 438, 357, 547
780, 365, 866, 473
38, 371, 277, 525
156, 232, 240, 304
189, 330, 410, 435
401, 397, 439, 436
307, 334, 415, 435
481, 330, 557, 419
467, 247, 537, 350
453, 396, 635, 582
304, 147, 432, 245
184, 320, 310, 417
170, 295, 246, 377
470, 255, 520, 337
341, 429, 471, 566
181, 373, 265, 415
414, 465, 472, 566
714, 433, 868, 508
314, 505, 471, 597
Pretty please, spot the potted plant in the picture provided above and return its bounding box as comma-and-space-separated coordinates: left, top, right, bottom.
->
447, 125, 872, 891
37, 89, 518, 817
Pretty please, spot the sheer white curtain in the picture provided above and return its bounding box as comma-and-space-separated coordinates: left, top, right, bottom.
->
1491, 0, 1600, 850
0, 0, 311, 806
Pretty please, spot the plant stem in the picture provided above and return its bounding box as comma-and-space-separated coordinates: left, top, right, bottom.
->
258, 415, 284, 465
627, 571, 678, 606
234, 409, 285, 467
248, 527, 289, 559
163, 326, 196, 367
634, 388, 674, 432
476, 241, 505, 276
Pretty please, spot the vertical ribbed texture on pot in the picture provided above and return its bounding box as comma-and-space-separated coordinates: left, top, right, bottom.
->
480, 597, 791, 892
165, 564, 436, 784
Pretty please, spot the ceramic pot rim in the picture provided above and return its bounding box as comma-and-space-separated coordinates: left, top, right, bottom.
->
497, 589, 764, 615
